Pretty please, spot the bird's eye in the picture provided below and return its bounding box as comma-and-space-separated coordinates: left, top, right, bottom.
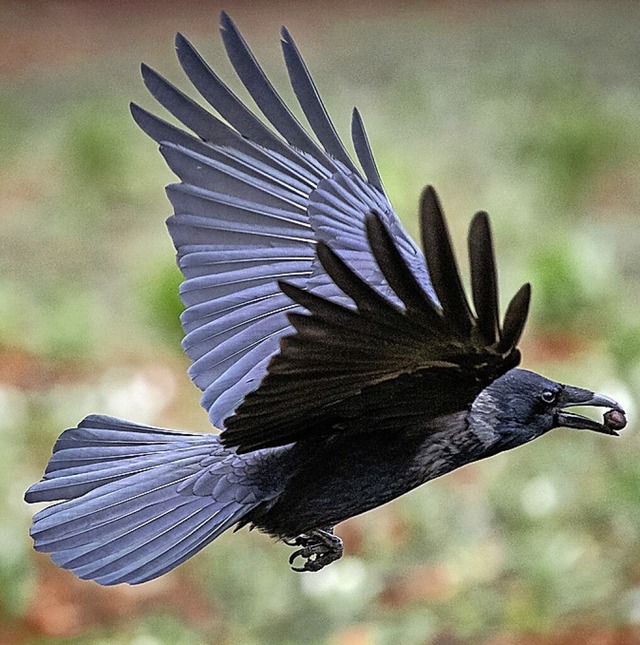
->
541, 390, 557, 404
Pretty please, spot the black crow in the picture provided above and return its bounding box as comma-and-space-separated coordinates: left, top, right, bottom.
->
25, 13, 626, 585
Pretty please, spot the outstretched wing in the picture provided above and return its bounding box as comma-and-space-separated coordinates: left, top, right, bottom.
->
134, 12, 434, 428
222, 187, 531, 453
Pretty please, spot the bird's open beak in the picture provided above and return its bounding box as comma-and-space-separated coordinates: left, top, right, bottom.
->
556, 385, 626, 436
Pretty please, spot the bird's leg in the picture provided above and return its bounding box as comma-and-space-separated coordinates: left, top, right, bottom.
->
287, 527, 343, 572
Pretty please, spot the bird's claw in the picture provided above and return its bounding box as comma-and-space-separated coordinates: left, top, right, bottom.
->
286, 528, 343, 572
282, 536, 304, 547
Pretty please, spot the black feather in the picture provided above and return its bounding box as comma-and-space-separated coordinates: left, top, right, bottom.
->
351, 108, 384, 193
280, 27, 357, 172
314, 243, 403, 318
498, 283, 531, 353
141, 64, 230, 144
174, 33, 315, 173
364, 213, 447, 334
468, 211, 499, 345
219, 12, 330, 168
420, 186, 473, 336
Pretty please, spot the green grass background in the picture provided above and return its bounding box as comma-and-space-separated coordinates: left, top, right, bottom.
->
2, 1, 640, 643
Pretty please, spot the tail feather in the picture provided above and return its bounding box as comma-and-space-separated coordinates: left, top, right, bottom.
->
31, 472, 206, 547
57, 499, 232, 585
80, 502, 246, 585
25, 415, 266, 585
29, 448, 210, 504
125, 505, 247, 584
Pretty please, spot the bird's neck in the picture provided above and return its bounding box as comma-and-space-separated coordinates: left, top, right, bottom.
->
408, 411, 491, 486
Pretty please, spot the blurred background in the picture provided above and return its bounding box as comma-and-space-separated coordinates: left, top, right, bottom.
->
2, 1, 640, 643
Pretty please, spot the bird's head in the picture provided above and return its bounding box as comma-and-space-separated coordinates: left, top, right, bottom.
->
470, 368, 626, 454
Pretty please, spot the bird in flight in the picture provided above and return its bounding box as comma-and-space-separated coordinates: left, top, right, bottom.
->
25, 12, 626, 585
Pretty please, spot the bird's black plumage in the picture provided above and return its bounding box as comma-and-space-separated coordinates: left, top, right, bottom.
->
25, 13, 626, 584
222, 201, 529, 453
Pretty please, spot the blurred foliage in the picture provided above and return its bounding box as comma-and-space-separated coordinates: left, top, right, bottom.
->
527, 234, 609, 333
64, 104, 132, 199
138, 259, 186, 347
3, 2, 640, 644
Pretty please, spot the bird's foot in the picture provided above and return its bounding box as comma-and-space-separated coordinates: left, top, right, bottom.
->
287, 528, 343, 572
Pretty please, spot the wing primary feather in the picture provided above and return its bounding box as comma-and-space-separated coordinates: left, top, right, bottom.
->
420, 186, 473, 335
498, 283, 531, 353
278, 281, 408, 339
280, 27, 358, 172
174, 32, 317, 176
364, 213, 447, 333
315, 243, 406, 318
219, 12, 332, 169
130, 103, 220, 156
278, 281, 360, 323
159, 143, 310, 212
141, 64, 236, 145
468, 211, 499, 345
351, 108, 384, 193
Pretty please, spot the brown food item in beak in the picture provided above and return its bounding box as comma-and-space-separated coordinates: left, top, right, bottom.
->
604, 409, 627, 432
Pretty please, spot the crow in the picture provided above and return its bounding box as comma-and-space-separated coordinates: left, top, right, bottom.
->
25, 12, 626, 585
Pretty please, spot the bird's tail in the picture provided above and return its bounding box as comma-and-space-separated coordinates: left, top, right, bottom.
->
25, 415, 262, 585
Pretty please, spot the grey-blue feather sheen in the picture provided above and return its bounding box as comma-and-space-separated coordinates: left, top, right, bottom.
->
141, 14, 437, 428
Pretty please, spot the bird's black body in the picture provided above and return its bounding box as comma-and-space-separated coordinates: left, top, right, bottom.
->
25, 13, 626, 585
248, 411, 474, 538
